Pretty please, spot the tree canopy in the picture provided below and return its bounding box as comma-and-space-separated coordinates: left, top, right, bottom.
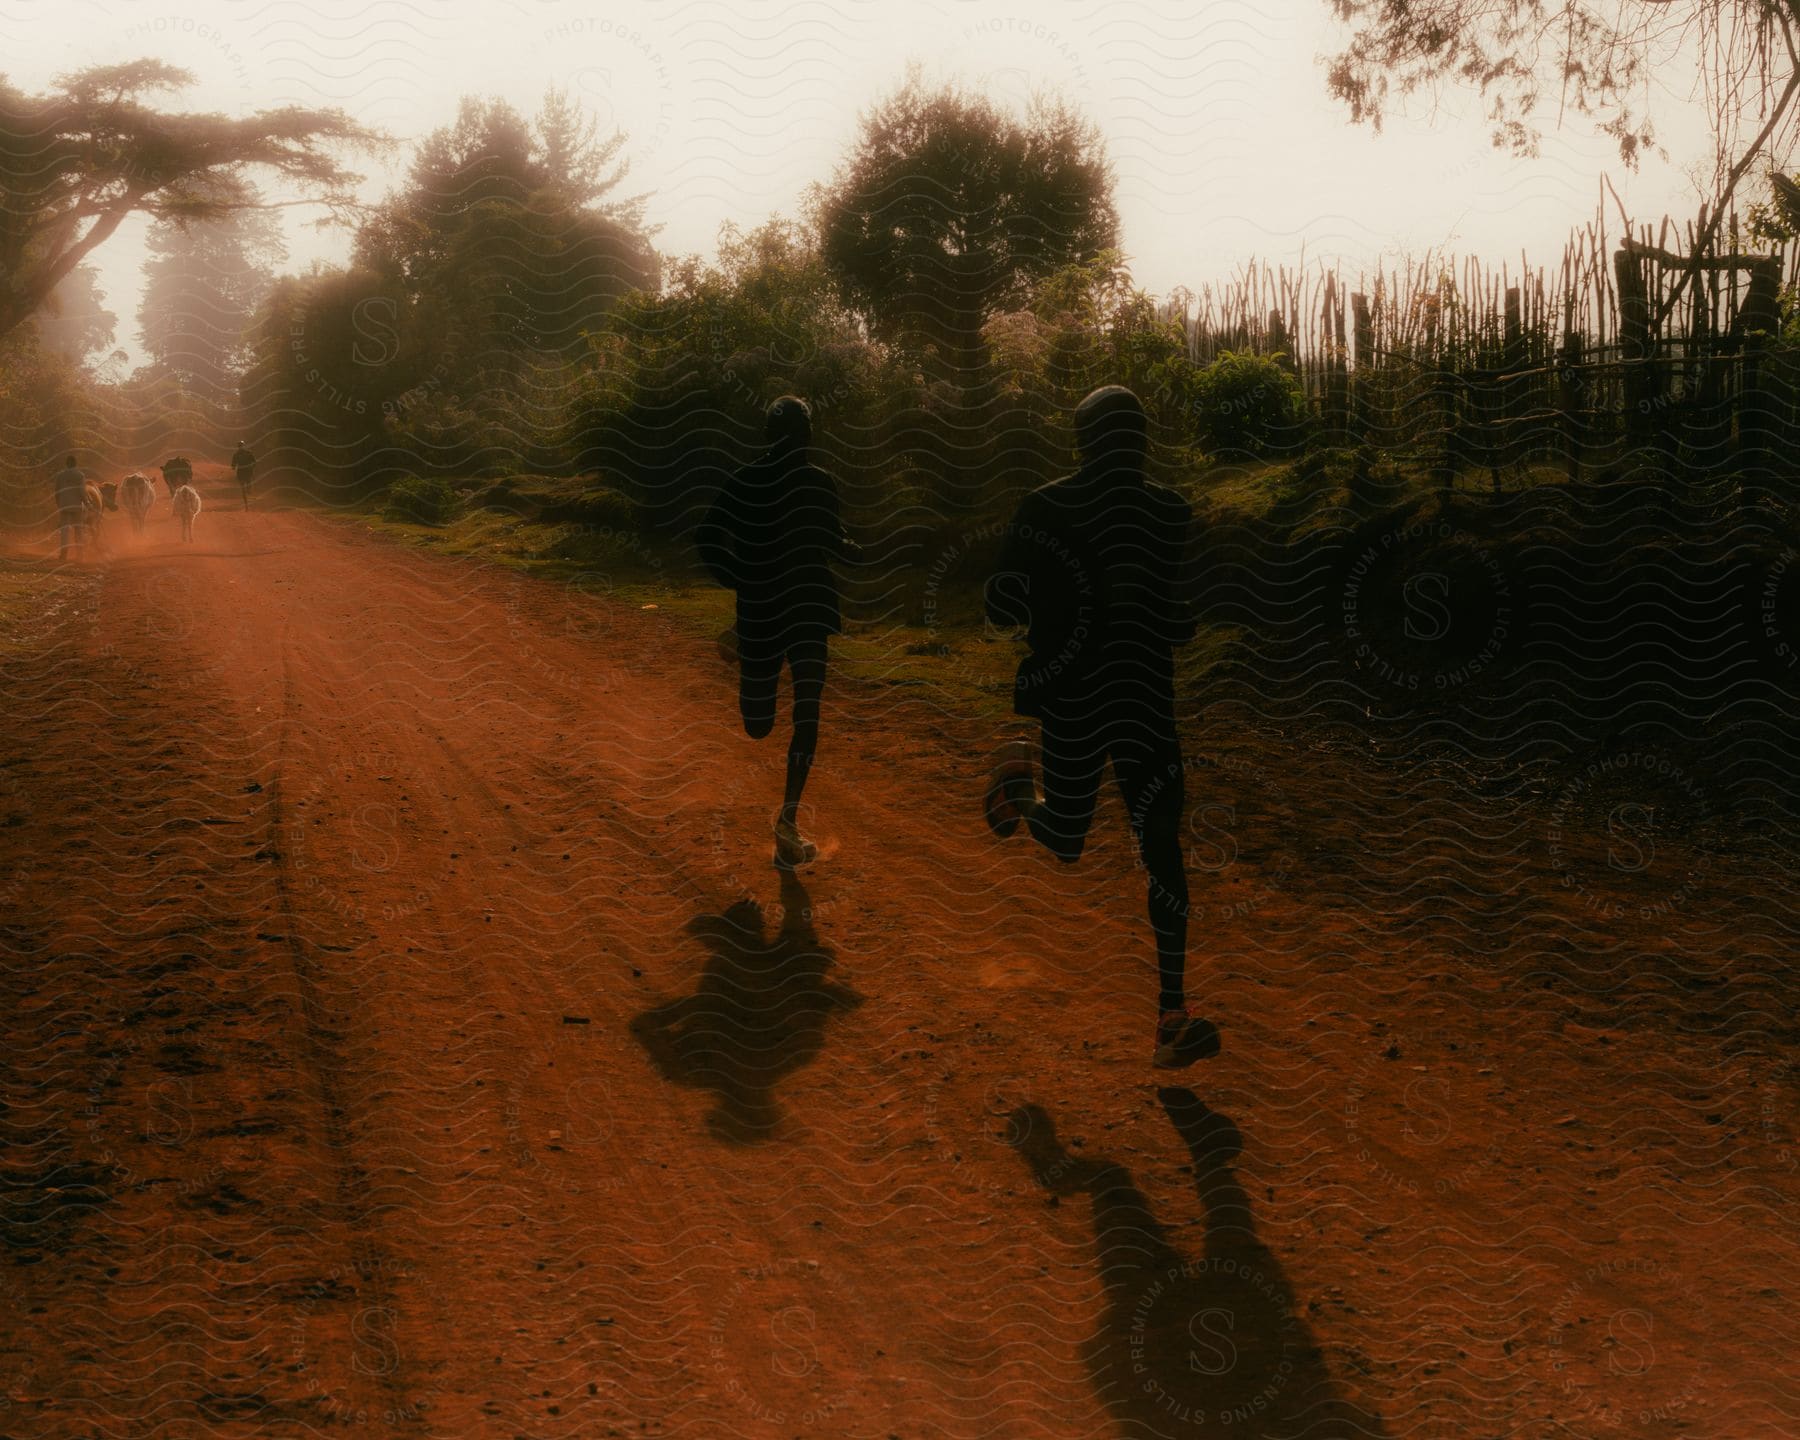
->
811, 73, 1118, 379
355, 93, 657, 365
1324, 1, 1800, 260
138, 201, 286, 393
34, 263, 115, 366
570, 217, 888, 514
239, 92, 661, 479
0, 60, 379, 341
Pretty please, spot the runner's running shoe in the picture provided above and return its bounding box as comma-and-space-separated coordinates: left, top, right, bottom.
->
984, 743, 1038, 838
773, 817, 818, 871
1153, 1008, 1221, 1069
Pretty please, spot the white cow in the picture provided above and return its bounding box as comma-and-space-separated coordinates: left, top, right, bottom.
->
120, 472, 156, 534
172, 484, 202, 543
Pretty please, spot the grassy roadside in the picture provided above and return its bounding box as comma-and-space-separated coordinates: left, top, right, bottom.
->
308, 481, 1036, 720
297, 451, 1508, 727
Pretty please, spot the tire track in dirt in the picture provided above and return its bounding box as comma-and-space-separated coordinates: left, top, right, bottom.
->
263, 631, 442, 1431
0, 544, 416, 1434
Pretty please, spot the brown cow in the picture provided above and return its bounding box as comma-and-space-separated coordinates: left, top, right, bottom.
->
172, 483, 202, 543
81, 483, 104, 554
161, 456, 192, 500
120, 472, 156, 534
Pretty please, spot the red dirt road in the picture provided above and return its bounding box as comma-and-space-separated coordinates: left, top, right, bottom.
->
1, 505, 1796, 1438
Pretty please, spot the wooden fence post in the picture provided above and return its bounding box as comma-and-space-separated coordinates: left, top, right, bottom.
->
1268, 309, 1294, 372
1323, 276, 1347, 441
1503, 286, 1524, 473
1560, 330, 1584, 483
1738, 256, 1781, 497
1351, 291, 1374, 443
1481, 367, 1504, 496
1432, 370, 1457, 501
1614, 246, 1658, 451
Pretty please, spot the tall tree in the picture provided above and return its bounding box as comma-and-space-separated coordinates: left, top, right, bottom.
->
239, 262, 404, 463
34, 262, 116, 366
812, 73, 1118, 380
0, 60, 378, 340
138, 202, 286, 393
1323, 0, 1800, 272
355, 92, 657, 375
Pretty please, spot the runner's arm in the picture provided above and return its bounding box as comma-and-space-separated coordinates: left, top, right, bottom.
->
984, 502, 1037, 630
694, 478, 741, 589
824, 473, 861, 565
1168, 497, 1199, 646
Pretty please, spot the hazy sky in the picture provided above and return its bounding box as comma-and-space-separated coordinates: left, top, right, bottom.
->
5, 0, 1732, 363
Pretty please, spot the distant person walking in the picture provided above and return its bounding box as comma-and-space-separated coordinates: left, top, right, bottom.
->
230, 441, 256, 509
52, 455, 88, 563
697, 396, 860, 870
983, 385, 1213, 1068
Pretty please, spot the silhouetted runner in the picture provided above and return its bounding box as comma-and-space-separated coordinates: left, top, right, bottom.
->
983, 385, 1214, 1068
697, 395, 860, 870
51, 454, 87, 563
230, 442, 255, 509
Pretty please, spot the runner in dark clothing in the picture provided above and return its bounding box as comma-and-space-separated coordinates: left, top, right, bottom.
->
230, 442, 255, 509
52, 455, 87, 562
696, 396, 860, 870
983, 385, 1214, 1068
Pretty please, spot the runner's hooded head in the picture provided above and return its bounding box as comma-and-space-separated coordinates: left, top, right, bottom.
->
1074, 385, 1148, 479
765, 394, 812, 463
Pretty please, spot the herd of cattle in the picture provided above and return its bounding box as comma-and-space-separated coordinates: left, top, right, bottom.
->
82, 465, 204, 547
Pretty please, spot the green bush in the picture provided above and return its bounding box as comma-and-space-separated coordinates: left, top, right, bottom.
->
384, 475, 461, 525
1192, 350, 1307, 456
469, 477, 525, 512
1285, 447, 1334, 491
534, 484, 643, 532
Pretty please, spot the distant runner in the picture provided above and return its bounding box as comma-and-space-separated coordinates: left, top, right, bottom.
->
52, 454, 88, 563
230, 441, 255, 510
696, 396, 860, 870
983, 385, 1214, 1069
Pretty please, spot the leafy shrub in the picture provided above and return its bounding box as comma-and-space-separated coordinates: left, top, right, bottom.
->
1192, 350, 1307, 456
1287, 447, 1336, 488
469, 477, 526, 512
534, 484, 643, 532
384, 475, 461, 525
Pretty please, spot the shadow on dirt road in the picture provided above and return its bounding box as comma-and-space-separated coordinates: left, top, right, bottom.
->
1008, 1088, 1391, 1437
631, 871, 864, 1144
